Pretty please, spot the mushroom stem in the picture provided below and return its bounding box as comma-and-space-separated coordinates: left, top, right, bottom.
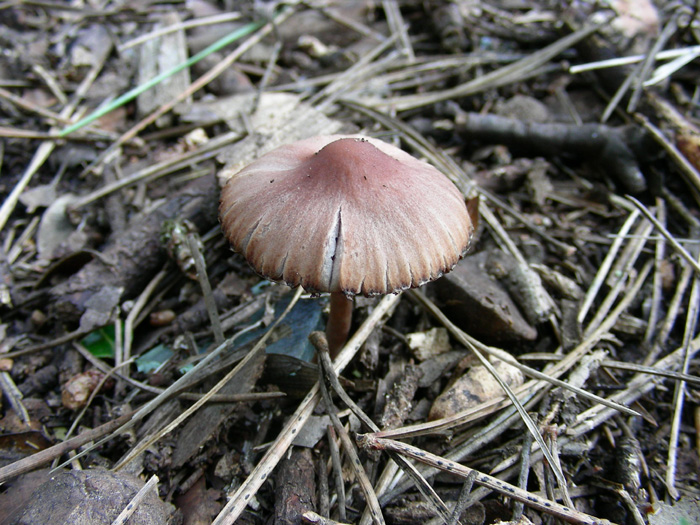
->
326, 292, 353, 357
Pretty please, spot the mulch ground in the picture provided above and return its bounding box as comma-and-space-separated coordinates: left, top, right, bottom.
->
0, 1, 699, 524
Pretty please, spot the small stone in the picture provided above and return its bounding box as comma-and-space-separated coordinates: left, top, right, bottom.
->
406, 327, 451, 361
429, 359, 524, 420
6, 468, 171, 524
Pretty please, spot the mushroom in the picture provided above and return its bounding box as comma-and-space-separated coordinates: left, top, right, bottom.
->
219, 135, 477, 355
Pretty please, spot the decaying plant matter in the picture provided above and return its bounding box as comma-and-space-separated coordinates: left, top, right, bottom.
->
0, 1, 699, 525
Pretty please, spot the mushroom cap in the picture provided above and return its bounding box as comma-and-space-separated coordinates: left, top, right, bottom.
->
219, 135, 474, 296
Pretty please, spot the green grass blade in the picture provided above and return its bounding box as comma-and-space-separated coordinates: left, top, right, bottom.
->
59, 18, 265, 137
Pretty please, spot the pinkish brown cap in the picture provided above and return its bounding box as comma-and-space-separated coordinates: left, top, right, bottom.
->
219, 135, 474, 296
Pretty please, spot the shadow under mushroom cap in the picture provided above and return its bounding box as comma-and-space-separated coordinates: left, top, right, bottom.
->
219, 135, 474, 296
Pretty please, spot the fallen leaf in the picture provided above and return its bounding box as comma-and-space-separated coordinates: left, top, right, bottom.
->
36, 194, 78, 260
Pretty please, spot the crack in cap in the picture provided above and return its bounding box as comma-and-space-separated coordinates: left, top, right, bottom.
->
219, 135, 475, 296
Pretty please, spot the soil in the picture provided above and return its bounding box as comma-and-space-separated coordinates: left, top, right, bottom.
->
0, 1, 699, 524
